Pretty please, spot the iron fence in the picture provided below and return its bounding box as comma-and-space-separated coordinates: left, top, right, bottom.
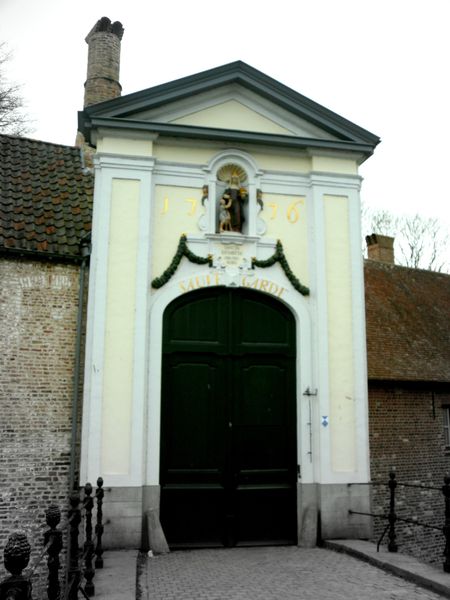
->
349, 470, 450, 572
0, 478, 104, 600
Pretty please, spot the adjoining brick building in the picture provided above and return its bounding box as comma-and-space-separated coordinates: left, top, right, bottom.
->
1, 16, 449, 566
0, 134, 92, 585
364, 246, 450, 563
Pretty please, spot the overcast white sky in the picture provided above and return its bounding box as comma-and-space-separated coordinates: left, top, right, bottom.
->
2, 0, 450, 252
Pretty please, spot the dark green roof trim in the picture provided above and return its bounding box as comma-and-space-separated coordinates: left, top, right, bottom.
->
0, 246, 90, 265
80, 116, 376, 157
79, 61, 380, 150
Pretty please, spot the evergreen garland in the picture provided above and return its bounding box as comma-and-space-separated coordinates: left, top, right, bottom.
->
151, 234, 212, 289
252, 240, 310, 296
152, 236, 309, 296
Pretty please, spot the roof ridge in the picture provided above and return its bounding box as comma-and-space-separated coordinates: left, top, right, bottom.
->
0, 133, 78, 151
364, 259, 450, 277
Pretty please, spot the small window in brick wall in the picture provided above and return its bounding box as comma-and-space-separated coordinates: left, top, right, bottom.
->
443, 406, 450, 448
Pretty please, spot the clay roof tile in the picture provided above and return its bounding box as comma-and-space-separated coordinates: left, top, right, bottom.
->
364, 260, 450, 383
0, 134, 93, 258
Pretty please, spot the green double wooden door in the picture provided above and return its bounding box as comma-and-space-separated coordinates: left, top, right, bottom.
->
160, 288, 297, 547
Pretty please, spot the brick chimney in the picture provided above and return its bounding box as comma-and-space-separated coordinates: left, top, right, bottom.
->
366, 234, 395, 264
83, 17, 124, 107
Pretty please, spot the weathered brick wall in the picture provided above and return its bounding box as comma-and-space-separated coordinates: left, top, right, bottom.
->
0, 258, 84, 591
369, 382, 450, 564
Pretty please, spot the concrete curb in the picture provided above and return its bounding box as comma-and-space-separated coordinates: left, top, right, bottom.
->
136, 552, 148, 600
325, 539, 450, 599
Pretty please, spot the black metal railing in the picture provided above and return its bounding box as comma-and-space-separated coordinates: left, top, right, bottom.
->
0, 477, 105, 600
349, 469, 450, 572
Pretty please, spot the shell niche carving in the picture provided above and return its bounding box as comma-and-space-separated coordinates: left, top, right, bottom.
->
217, 164, 248, 187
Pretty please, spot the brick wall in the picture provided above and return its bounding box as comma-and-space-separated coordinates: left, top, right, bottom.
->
369, 382, 450, 564
0, 258, 84, 591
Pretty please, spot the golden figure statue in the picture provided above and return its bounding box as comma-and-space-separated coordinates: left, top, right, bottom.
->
217, 164, 248, 233
219, 194, 233, 232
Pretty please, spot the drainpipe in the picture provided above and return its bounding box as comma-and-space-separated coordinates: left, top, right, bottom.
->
69, 233, 91, 493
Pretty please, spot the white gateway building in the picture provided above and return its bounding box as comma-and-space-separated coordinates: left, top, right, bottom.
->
78, 18, 380, 549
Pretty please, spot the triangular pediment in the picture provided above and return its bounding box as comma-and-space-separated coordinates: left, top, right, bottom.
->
128, 84, 339, 139
79, 61, 380, 155
171, 98, 295, 135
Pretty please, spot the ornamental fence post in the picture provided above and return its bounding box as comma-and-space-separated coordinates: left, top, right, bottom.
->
94, 478, 104, 569
0, 532, 32, 600
44, 504, 62, 600
387, 469, 398, 552
67, 493, 81, 600
442, 475, 450, 572
83, 483, 95, 596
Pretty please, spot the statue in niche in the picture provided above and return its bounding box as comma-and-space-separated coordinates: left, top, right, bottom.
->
217, 164, 248, 233
219, 194, 233, 232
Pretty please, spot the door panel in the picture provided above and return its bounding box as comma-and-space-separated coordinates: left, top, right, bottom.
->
160, 288, 297, 547
235, 485, 297, 544
163, 359, 225, 476
234, 295, 295, 351
161, 485, 226, 546
164, 290, 228, 352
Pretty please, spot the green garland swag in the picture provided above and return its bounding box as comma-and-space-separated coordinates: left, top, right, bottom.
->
252, 240, 310, 296
152, 234, 212, 289
152, 236, 309, 296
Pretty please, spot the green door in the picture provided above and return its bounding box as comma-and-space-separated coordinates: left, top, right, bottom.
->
160, 287, 297, 547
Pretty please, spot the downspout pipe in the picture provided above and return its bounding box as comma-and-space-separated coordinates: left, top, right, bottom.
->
69, 233, 91, 493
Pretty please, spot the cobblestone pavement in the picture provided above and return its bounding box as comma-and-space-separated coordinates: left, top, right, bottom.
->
146, 546, 446, 599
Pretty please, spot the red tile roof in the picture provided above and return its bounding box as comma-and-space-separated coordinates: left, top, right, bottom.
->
364, 260, 450, 382
0, 134, 93, 258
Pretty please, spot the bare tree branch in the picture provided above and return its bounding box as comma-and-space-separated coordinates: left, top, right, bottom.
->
362, 205, 449, 272
0, 42, 32, 135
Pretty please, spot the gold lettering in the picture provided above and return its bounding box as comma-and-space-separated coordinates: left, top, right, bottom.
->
161, 197, 169, 214
287, 200, 301, 224
268, 203, 278, 220
185, 198, 197, 216
179, 274, 283, 297
179, 274, 219, 293
268, 282, 279, 296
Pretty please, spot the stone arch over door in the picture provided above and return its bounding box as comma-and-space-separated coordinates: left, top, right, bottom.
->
159, 286, 298, 547
146, 273, 314, 489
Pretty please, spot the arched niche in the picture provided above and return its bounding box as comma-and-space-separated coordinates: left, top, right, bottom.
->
199, 150, 266, 237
